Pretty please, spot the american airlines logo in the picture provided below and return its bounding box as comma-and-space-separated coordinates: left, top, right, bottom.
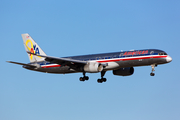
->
123, 50, 148, 56
25, 39, 41, 60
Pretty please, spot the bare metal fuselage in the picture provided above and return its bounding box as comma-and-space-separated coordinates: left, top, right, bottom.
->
23, 50, 171, 74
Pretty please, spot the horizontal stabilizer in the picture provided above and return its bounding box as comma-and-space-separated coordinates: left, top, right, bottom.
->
6, 61, 36, 67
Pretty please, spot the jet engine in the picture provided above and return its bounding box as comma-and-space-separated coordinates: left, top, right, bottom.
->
113, 67, 134, 76
84, 62, 103, 73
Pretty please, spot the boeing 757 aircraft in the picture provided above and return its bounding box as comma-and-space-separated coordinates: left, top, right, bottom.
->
7, 33, 172, 83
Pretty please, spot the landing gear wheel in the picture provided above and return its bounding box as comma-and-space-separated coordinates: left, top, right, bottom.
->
79, 77, 85, 81
84, 76, 89, 80
97, 79, 103, 83
97, 78, 107, 83
102, 78, 107, 82
150, 72, 155, 76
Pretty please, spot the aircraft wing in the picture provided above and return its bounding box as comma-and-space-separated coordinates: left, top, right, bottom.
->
27, 52, 87, 66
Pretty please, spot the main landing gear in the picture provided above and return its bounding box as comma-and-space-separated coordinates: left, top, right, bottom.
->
79, 72, 89, 81
150, 64, 157, 76
79, 71, 107, 83
97, 71, 107, 83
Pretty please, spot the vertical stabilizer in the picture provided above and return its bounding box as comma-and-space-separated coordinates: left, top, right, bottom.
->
22, 33, 47, 63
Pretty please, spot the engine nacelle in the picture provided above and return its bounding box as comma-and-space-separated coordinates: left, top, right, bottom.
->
113, 67, 134, 76
84, 62, 103, 73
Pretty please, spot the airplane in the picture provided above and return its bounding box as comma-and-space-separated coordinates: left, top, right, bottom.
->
7, 33, 172, 83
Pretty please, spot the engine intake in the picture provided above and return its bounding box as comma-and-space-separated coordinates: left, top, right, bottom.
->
84, 62, 103, 73
113, 67, 134, 76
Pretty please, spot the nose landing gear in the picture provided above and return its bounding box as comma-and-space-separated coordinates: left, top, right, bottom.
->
150, 64, 157, 76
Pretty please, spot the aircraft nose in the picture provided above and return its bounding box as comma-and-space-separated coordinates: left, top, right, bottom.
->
166, 55, 172, 62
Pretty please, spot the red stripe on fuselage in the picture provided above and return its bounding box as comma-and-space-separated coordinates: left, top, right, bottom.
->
41, 64, 61, 68
97, 55, 167, 63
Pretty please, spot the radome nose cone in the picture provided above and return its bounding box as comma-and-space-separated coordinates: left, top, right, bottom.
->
166, 56, 172, 62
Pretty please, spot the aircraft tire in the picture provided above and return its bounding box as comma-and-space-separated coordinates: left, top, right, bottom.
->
79, 77, 85, 81
85, 76, 89, 80
150, 73, 155, 76
102, 78, 107, 82
97, 79, 103, 83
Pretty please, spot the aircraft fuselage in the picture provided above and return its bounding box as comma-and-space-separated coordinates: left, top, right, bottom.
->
24, 49, 171, 74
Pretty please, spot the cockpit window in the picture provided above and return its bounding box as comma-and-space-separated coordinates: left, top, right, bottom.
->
158, 52, 167, 55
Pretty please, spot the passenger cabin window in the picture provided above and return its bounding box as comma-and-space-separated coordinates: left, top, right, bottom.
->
96, 57, 102, 60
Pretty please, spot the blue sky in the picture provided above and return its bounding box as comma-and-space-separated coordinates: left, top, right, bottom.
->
0, 0, 179, 120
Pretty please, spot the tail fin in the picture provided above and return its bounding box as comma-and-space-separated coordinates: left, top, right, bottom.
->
22, 33, 47, 63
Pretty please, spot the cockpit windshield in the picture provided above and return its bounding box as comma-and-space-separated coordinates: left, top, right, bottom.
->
158, 52, 167, 55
